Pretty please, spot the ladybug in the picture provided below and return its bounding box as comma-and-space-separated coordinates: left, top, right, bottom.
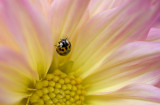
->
56, 38, 71, 56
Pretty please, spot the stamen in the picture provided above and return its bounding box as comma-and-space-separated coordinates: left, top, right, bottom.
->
28, 70, 86, 105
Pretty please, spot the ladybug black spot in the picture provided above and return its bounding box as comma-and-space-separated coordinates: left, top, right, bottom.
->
59, 48, 61, 51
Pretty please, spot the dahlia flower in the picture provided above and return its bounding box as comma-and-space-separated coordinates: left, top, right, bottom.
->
0, 0, 160, 105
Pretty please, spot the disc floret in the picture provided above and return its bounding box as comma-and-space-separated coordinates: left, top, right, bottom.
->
29, 70, 86, 105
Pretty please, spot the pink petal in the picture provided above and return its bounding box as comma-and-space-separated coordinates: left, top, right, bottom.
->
0, 0, 53, 78
0, 27, 19, 51
70, 0, 160, 76
49, 0, 90, 70
147, 28, 160, 42
30, 0, 52, 18
153, 15, 160, 28
0, 47, 37, 104
83, 41, 160, 94
155, 80, 160, 88
50, 0, 90, 42
88, 0, 127, 17
86, 84, 160, 105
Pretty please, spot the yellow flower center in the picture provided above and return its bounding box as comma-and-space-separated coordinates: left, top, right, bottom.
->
29, 70, 86, 105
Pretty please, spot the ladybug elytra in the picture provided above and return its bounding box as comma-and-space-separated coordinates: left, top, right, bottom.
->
56, 39, 71, 56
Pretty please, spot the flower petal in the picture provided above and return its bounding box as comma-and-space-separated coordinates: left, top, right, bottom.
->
50, 0, 90, 42
30, 0, 52, 18
153, 15, 160, 28
147, 28, 160, 42
0, 26, 19, 51
70, 0, 160, 77
86, 84, 160, 105
155, 80, 160, 88
0, 47, 37, 104
88, 0, 127, 17
49, 0, 90, 71
83, 41, 160, 94
0, 0, 53, 78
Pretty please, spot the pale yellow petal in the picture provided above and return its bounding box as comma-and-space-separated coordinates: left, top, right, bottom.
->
88, 0, 127, 17
0, 47, 37, 104
0, 0, 53, 79
50, 0, 90, 42
69, 0, 160, 77
86, 84, 160, 105
83, 41, 160, 94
